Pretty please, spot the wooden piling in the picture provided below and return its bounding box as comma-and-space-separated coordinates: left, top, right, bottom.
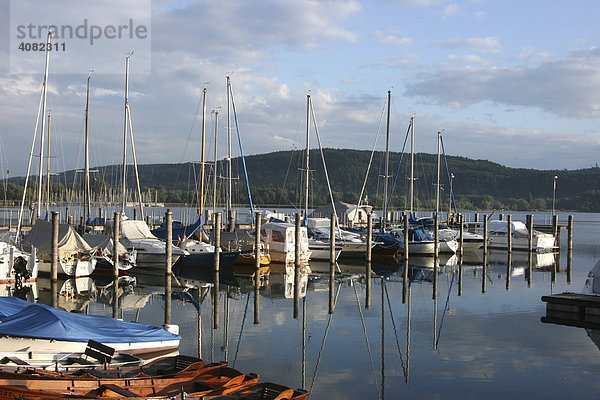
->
294, 213, 301, 319
433, 214, 438, 300
228, 210, 237, 232
133, 207, 137, 221
526, 215, 533, 252
483, 215, 488, 256
366, 213, 372, 263
254, 212, 262, 324
329, 213, 335, 315
213, 212, 221, 329
567, 215, 573, 283
458, 214, 464, 255
51, 211, 59, 283
402, 214, 409, 304
164, 211, 173, 325
65, 207, 69, 223
507, 215, 512, 255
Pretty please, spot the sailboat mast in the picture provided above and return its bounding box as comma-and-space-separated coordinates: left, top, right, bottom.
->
45, 111, 51, 216
84, 75, 91, 220
436, 131, 441, 215
121, 55, 130, 214
200, 87, 207, 217
410, 115, 415, 214
36, 30, 52, 219
304, 94, 311, 219
383, 90, 391, 231
226, 76, 232, 216
212, 109, 219, 215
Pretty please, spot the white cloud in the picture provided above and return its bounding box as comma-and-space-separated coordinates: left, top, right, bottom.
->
438, 36, 502, 54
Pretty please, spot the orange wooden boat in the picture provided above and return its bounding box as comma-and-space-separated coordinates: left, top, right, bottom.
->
0, 355, 258, 399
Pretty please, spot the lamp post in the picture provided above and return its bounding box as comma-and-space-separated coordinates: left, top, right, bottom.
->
552, 175, 558, 216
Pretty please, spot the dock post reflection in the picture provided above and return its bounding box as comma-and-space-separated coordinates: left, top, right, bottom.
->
329, 213, 335, 314
213, 212, 221, 329
402, 214, 409, 304
113, 212, 120, 318
294, 213, 300, 319
254, 212, 261, 324
51, 211, 59, 308
164, 211, 172, 326
366, 212, 372, 309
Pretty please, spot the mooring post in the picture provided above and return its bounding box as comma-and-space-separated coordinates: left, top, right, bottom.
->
483, 214, 488, 256
506, 214, 512, 291
51, 211, 59, 308
526, 215, 533, 252
254, 212, 262, 324
366, 213, 372, 309
133, 207, 137, 221
213, 212, 221, 329
65, 207, 69, 223
567, 215, 573, 283
402, 214, 409, 304
458, 213, 464, 255
294, 213, 300, 319
552, 215, 559, 248
329, 213, 335, 315
164, 211, 173, 326
474, 213, 479, 223
112, 212, 120, 319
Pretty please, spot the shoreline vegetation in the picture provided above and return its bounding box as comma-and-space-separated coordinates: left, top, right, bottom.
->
2, 148, 599, 213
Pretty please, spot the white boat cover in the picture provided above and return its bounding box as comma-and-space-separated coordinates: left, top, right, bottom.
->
487, 220, 528, 233
120, 220, 159, 240
23, 219, 92, 259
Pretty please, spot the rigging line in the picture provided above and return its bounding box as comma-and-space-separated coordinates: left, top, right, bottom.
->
353, 282, 382, 400
310, 103, 342, 238
387, 120, 412, 211
384, 283, 408, 379
439, 136, 457, 215
232, 292, 250, 368
278, 144, 298, 207
356, 95, 387, 209
17, 77, 45, 239
229, 85, 254, 216
435, 271, 455, 349
308, 281, 343, 397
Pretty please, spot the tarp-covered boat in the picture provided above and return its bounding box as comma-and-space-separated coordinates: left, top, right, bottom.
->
0, 297, 180, 356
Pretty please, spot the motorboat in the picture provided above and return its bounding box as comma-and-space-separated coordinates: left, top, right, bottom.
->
261, 221, 310, 264
465, 219, 556, 251
119, 219, 187, 266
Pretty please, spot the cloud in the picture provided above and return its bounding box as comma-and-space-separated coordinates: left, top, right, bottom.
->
375, 29, 412, 47
437, 36, 502, 54
405, 53, 600, 118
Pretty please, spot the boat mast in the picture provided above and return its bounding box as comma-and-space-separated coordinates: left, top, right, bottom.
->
212, 109, 219, 216
200, 87, 207, 217
383, 90, 391, 231
121, 55, 131, 214
36, 30, 52, 219
226, 76, 232, 217
84, 75, 91, 220
436, 131, 441, 216
45, 111, 51, 216
304, 94, 311, 219
409, 115, 415, 214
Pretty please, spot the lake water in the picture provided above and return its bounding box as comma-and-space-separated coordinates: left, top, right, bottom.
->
6, 211, 600, 399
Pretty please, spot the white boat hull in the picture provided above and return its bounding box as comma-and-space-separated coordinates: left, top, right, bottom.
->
37, 258, 96, 277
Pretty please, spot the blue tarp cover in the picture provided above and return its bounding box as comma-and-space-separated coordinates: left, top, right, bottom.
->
0, 296, 31, 318
0, 297, 180, 343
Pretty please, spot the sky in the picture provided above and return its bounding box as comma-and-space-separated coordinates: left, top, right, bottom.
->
1, 0, 600, 178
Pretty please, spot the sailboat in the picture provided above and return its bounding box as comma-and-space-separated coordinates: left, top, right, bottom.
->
115, 55, 185, 267
15, 31, 92, 277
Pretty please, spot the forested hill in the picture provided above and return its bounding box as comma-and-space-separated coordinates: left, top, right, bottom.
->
5, 148, 600, 212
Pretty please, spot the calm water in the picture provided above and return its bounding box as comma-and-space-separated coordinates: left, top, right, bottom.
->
7, 211, 600, 399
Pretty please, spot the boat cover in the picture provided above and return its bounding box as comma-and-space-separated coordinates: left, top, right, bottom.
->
0, 299, 181, 343
83, 233, 127, 257
121, 220, 159, 240
152, 217, 203, 242
0, 296, 31, 318
23, 219, 93, 259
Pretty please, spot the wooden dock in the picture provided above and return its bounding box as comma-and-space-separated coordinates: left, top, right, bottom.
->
541, 292, 600, 329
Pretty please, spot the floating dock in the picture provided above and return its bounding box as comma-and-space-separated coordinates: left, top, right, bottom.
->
541, 292, 600, 329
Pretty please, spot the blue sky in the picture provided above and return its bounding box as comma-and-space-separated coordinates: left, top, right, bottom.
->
1, 0, 600, 178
